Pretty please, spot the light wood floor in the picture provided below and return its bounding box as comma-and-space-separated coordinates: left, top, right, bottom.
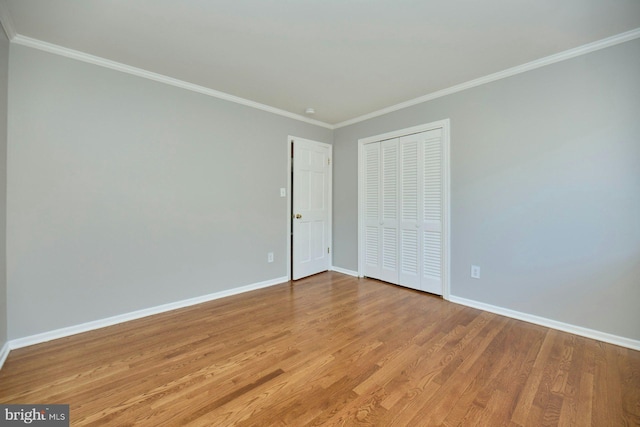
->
1, 272, 639, 426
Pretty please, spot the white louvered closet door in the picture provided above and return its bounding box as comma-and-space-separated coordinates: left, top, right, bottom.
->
399, 134, 421, 290
363, 139, 400, 283
363, 143, 382, 280
379, 139, 399, 283
363, 128, 444, 295
420, 129, 444, 294
398, 129, 444, 294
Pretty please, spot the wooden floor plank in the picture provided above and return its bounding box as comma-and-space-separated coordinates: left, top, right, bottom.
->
1, 272, 638, 426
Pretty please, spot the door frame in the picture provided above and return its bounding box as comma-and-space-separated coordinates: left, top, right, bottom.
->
357, 119, 451, 300
287, 135, 333, 281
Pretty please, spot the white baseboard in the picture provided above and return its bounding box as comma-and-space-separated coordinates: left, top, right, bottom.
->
8, 276, 289, 351
449, 295, 640, 351
5, 277, 636, 370
330, 266, 359, 277
0, 341, 9, 370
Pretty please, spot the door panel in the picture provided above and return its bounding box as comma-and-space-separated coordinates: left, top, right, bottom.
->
292, 138, 331, 280
363, 143, 382, 279
421, 129, 443, 294
363, 139, 400, 283
399, 136, 420, 289
379, 139, 399, 283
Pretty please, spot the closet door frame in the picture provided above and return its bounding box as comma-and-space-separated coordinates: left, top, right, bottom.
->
357, 119, 451, 300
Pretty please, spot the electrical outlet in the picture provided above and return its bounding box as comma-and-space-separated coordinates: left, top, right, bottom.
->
280, 188, 286, 197
268, 252, 274, 263
471, 265, 480, 279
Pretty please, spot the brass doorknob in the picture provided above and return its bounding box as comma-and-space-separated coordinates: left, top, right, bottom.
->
295, 214, 302, 219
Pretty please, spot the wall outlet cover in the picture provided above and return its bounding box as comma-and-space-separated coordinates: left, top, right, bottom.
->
471, 265, 480, 279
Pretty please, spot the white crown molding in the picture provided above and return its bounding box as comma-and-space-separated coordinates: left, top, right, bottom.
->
0, 0, 16, 40
11, 34, 334, 130
449, 295, 640, 351
4, 23, 640, 132
8, 276, 288, 351
335, 27, 640, 129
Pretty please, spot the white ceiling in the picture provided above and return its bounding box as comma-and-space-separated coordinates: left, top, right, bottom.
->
3, 0, 640, 125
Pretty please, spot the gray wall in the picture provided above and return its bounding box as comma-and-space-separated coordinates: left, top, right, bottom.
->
0, 30, 8, 348
333, 39, 640, 340
7, 45, 331, 339
5, 36, 639, 344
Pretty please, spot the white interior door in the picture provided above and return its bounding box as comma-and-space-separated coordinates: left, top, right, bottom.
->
292, 138, 331, 280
